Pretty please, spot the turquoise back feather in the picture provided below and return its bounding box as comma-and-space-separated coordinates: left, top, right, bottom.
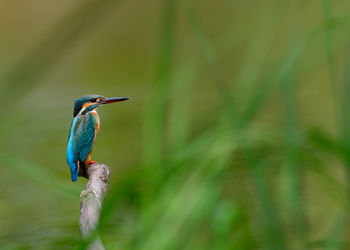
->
66, 113, 96, 181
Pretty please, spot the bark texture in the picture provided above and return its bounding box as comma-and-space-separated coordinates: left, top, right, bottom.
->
79, 163, 110, 250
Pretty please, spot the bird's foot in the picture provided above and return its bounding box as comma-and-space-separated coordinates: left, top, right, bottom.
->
87, 160, 98, 165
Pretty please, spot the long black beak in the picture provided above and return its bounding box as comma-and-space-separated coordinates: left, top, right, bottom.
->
103, 97, 130, 104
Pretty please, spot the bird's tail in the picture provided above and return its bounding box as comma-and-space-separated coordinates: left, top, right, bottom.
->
70, 162, 78, 182
71, 171, 78, 181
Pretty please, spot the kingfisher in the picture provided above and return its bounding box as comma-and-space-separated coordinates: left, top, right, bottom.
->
67, 95, 130, 181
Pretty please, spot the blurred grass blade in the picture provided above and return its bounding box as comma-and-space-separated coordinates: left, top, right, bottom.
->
168, 62, 198, 155
232, 0, 285, 110
186, 4, 289, 249
243, 43, 301, 123
185, 2, 231, 99
280, 62, 307, 249
143, 0, 178, 167
340, 45, 350, 186
322, 0, 338, 95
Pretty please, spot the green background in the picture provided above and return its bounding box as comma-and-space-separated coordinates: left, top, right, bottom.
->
0, 0, 348, 249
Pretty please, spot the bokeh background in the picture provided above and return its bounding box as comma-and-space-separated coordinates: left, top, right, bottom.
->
0, 0, 348, 249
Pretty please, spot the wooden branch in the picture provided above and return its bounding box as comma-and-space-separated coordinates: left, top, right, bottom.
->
79, 163, 110, 250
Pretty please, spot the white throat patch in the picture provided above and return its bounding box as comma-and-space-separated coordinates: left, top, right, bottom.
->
78, 107, 86, 116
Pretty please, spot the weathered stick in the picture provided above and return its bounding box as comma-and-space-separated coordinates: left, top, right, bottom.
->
79, 163, 110, 250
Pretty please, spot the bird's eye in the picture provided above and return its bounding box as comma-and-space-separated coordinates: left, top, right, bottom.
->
90, 98, 97, 102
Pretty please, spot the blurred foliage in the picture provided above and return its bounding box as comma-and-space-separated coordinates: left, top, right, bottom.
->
0, 0, 350, 249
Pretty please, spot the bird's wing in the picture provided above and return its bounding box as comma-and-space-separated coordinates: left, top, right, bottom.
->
67, 116, 80, 181
73, 113, 96, 162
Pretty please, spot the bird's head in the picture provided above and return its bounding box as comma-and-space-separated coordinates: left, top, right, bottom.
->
73, 94, 130, 117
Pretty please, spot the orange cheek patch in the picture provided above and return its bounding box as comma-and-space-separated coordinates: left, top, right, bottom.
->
83, 103, 91, 108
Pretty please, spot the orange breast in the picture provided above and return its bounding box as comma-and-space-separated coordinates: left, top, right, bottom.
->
90, 110, 100, 134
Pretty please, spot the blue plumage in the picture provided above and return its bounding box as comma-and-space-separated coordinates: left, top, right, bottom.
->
74, 113, 96, 164
67, 95, 129, 182
67, 113, 96, 181
67, 116, 79, 181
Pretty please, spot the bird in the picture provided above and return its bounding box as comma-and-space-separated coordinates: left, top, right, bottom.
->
67, 94, 130, 181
